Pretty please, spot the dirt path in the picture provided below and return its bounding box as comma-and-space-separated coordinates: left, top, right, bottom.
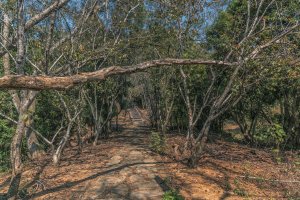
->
0, 109, 169, 200
78, 109, 164, 199
1, 109, 298, 199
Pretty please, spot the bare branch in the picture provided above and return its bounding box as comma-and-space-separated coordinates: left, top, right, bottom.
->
24, 0, 71, 31
247, 22, 300, 60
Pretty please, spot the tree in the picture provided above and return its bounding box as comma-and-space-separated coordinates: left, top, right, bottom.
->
187, 0, 300, 167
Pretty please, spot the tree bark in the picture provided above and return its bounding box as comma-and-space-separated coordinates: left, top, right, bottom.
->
7, 1, 28, 198
93, 125, 102, 146
2, 11, 44, 162
188, 120, 211, 168
53, 121, 73, 165
0, 59, 233, 90
7, 112, 26, 199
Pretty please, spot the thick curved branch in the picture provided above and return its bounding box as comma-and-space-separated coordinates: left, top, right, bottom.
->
0, 58, 234, 90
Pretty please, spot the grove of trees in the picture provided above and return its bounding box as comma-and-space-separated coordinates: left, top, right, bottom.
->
0, 0, 299, 199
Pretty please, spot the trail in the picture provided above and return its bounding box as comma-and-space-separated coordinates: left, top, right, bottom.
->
2, 108, 294, 199
78, 108, 164, 200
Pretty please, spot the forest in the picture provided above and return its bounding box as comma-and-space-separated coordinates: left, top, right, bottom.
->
0, 0, 299, 199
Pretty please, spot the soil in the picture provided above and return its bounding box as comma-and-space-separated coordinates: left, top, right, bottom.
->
0, 109, 299, 200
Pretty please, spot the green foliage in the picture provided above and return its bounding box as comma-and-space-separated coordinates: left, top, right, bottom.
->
233, 178, 248, 197
162, 177, 184, 200
149, 132, 166, 154
163, 190, 184, 200
0, 119, 14, 171
0, 91, 17, 171
233, 188, 247, 197
254, 123, 287, 147
33, 91, 63, 144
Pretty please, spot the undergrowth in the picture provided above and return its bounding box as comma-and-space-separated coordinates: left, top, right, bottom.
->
149, 131, 166, 154
163, 190, 184, 200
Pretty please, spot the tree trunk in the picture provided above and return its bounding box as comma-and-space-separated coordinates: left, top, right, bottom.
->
188, 120, 211, 168
93, 125, 101, 146
7, 112, 26, 199
53, 122, 73, 165
184, 124, 195, 153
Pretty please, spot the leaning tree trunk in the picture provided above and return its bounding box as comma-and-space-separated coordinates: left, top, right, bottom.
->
7, 112, 26, 199
2, 12, 44, 162
6, 91, 38, 199
53, 121, 73, 165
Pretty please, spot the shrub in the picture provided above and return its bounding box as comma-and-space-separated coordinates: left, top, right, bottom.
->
163, 190, 184, 200
0, 119, 14, 171
254, 123, 287, 148
0, 120, 27, 172
149, 132, 166, 154
233, 188, 247, 197
233, 178, 248, 197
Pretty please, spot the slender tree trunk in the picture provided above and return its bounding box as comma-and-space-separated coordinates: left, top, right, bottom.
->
53, 121, 73, 165
188, 120, 211, 168
7, 111, 26, 199
93, 125, 101, 146
184, 124, 195, 153
179, 67, 199, 153
2, 12, 38, 199
6, 90, 37, 198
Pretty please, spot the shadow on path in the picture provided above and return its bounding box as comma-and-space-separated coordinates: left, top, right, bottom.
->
27, 161, 175, 199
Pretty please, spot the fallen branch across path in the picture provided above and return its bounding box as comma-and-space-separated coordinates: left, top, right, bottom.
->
0, 59, 234, 90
